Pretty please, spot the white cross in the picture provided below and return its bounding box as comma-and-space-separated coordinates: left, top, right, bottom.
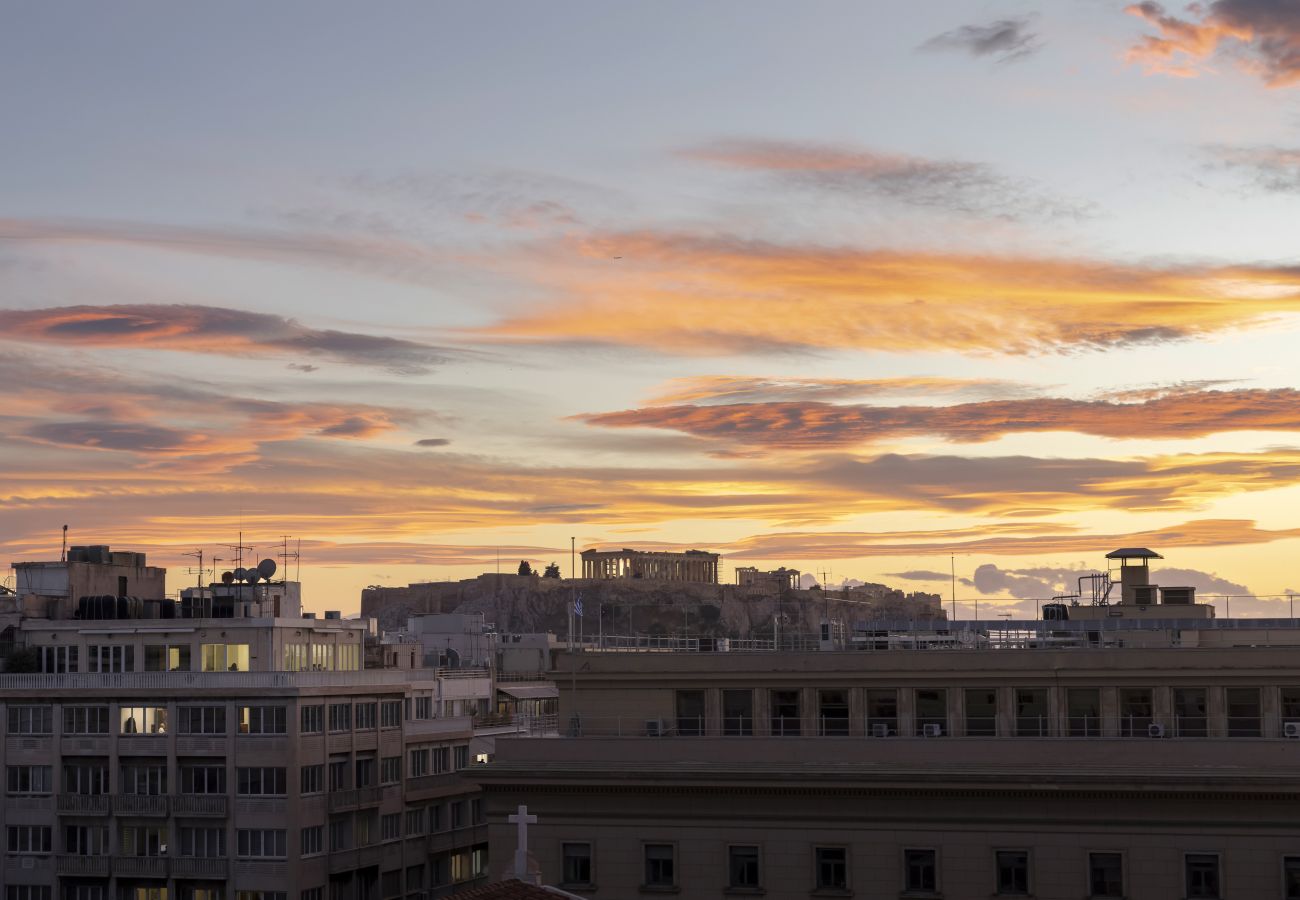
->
508, 804, 539, 881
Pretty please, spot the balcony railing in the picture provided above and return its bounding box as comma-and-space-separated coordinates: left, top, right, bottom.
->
173, 795, 227, 816
172, 857, 228, 878
57, 794, 109, 815
56, 855, 110, 877
327, 786, 382, 812
327, 843, 385, 874
0, 667, 482, 692
114, 794, 168, 816
113, 856, 168, 878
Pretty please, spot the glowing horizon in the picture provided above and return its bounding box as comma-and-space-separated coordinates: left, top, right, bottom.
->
5, 2, 1300, 616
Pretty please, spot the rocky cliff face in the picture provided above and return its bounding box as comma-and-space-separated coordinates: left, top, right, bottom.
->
361, 574, 943, 636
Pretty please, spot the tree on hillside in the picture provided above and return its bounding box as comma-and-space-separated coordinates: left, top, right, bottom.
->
543, 562, 561, 579
517, 560, 533, 576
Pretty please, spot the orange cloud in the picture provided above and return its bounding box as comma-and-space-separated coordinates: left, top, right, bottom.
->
727, 519, 1300, 559
647, 375, 1034, 405
480, 233, 1300, 355
581, 388, 1300, 448
0, 304, 455, 374
1125, 1, 1300, 87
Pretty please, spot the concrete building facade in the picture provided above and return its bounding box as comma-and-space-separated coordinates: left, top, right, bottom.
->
3, 549, 495, 900
473, 639, 1300, 900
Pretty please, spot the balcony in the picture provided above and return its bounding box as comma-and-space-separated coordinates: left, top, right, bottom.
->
57, 794, 109, 815
113, 794, 168, 816
113, 856, 168, 878
56, 855, 110, 877
172, 857, 228, 879
328, 786, 383, 812
327, 843, 384, 874
405, 773, 464, 798
173, 795, 227, 816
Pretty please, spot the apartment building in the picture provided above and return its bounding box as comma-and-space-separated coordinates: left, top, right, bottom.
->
2, 548, 493, 900
474, 636, 1300, 899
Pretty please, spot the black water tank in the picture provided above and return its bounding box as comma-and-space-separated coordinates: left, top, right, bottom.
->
1042, 603, 1069, 621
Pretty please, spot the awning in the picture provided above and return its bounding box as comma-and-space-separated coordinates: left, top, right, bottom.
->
497, 683, 559, 700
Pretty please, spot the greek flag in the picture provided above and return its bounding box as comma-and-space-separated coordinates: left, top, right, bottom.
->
573, 593, 584, 617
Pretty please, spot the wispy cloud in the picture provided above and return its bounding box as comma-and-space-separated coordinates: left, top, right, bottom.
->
0, 304, 455, 374
920, 17, 1042, 64
647, 376, 1038, 406
580, 388, 1300, 449
726, 519, 1300, 559
479, 232, 1300, 356
0, 216, 453, 286
682, 139, 1083, 220
1208, 144, 1300, 191
1125, 1, 1300, 87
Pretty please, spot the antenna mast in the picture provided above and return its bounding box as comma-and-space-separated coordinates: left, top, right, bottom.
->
182, 549, 205, 591
278, 536, 299, 583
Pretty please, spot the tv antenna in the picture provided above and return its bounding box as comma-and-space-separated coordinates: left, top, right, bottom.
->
278, 536, 300, 583
224, 533, 253, 571
181, 549, 205, 591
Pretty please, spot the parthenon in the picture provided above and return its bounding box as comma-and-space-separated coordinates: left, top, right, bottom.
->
581, 548, 720, 583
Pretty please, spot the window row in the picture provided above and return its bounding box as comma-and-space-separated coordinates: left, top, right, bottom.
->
7, 824, 290, 859
560, 843, 1300, 898
674, 685, 1292, 737
9, 757, 410, 796
4, 703, 298, 735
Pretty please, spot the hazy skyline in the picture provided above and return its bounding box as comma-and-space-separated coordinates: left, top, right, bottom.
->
5, 1, 1300, 614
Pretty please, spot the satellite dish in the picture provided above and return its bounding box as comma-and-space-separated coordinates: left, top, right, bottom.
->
257, 558, 278, 580
247, 571, 261, 585
233, 567, 248, 583
220, 571, 234, 585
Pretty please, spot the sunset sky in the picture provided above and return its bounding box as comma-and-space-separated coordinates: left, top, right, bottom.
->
5, 1, 1300, 616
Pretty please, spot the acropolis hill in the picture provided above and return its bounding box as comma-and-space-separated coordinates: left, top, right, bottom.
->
359, 571, 944, 637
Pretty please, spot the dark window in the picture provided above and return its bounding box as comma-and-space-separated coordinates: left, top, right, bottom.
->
815, 846, 847, 889
915, 689, 947, 736
644, 844, 675, 887
1284, 856, 1300, 900
561, 842, 592, 885
995, 850, 1029, 895
771, 690, 801, 736
965, 688, 997, 736
819, 689, 849, 736
1185, 854, 1220, 898
729, 845, 760, 888
1015, 689, 1049, 737
904, 848, 937, 893
1174, 688, 1208, 737
867, 689, 898, 737
675, 690, 705, 736
1089, 852, 1123, 898
1067, 689, 1101, 737
1118, 688, 1153, 737
1226, 688, 1261, 737
722, 690, 753, 736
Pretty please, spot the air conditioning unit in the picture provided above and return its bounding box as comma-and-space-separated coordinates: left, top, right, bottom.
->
645, 719, 666, 737
922, 723, 943, 738
870, 723, 890, 738
1148, 723, 1165, 738
1284, 721, 1300, 739
20, 858, 34, 869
